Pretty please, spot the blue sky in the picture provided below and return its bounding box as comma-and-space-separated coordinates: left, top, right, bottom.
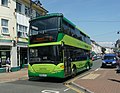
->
40, 0, 120, 43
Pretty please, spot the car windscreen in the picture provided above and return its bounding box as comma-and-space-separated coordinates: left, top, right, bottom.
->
104, 56, 116, 60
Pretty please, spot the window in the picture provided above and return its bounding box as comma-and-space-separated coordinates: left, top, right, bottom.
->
25, 6, 30, 17
62, 21, 71, 35
1, 19, 9, 34
29, 46, 61, 64
1, 0, 8, 7
16, 2, 22, 13
17, 24, 28, 38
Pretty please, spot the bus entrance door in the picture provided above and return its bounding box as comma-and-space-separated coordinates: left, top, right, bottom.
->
64, 48, 71, 77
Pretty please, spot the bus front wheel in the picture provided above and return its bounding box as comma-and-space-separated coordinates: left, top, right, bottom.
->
86, 62, 90, 70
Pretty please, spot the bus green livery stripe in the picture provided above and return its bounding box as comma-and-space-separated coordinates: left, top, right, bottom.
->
29, 41, 61, 47
62, 35, 91, 50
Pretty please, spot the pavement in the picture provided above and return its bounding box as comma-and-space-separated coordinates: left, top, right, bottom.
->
0, 67, 120, 93
72, 68, 120, 93
0, 68, 28, 83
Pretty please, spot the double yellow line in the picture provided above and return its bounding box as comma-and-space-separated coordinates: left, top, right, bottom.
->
64, 72, 91, 93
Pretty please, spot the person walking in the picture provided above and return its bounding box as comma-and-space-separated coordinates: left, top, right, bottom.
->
116, 57, 120, 73
6, 57, 11, 72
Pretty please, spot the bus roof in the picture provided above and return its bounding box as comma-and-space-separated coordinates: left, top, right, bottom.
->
31, 13, 90, 38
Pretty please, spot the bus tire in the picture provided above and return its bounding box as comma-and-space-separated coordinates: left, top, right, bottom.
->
71, 66, 77, 77
86, 62, 90, 70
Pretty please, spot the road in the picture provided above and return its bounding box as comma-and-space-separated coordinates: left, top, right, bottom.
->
0, 59, 102, 93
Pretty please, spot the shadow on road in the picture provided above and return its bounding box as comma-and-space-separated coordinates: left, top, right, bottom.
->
108, 78, 120, 83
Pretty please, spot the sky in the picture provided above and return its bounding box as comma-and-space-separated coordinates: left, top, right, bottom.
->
39, 0, 120, 44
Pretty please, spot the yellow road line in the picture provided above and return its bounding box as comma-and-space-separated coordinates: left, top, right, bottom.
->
64, 68, 100, 93
64, 72, 91, 93
65, 84, 84, 93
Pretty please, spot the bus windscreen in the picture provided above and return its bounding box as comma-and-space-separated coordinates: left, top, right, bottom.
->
30, 17, 60, 44
29, 46, 61, 64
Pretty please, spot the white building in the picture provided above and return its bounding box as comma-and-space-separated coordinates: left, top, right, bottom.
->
105, 47, 114, 54
91, 40, 114, 55
97, 42, 115, 48
0, 0, 47, 71
91, 40, 102, 55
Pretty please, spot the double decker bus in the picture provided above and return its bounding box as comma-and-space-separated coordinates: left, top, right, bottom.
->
28, 13, 92, 79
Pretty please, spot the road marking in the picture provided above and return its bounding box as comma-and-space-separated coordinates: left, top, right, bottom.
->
64, 88, 70, 92
81, 73, 100, 79
63, 72, 91, 93
41, 90, 59, 93
63, 68, 101, 93
95, 68, 99, 71
66, 71, 91, 83
65, 84, 84, 93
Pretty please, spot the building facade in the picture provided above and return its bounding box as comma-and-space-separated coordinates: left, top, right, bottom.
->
0, 0, 47, 71
91, 40, 114, 56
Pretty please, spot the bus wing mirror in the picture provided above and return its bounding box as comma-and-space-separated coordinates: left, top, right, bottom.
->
61, 41, 64, 49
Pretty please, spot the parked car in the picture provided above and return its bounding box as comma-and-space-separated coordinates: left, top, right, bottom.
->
101, 54, 117, 68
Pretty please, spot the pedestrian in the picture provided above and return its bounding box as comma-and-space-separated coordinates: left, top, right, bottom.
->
116, 57, 120, 73
6, 57, 11, 72
0, 58, 2, 68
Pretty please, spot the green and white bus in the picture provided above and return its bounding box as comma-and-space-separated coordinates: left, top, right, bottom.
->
28, 13, 92, 79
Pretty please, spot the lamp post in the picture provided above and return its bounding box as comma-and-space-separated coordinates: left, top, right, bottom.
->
117, 31, 120, 34
116, 31, 120, 50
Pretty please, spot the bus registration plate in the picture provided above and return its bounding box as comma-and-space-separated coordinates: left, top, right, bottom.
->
39, 74, 47, 77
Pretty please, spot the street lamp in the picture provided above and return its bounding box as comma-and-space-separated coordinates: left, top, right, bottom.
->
117, 31, 120, 34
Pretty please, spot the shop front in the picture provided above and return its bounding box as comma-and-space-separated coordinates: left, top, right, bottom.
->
17, 38, 28, 68
0, 46, 11, 67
